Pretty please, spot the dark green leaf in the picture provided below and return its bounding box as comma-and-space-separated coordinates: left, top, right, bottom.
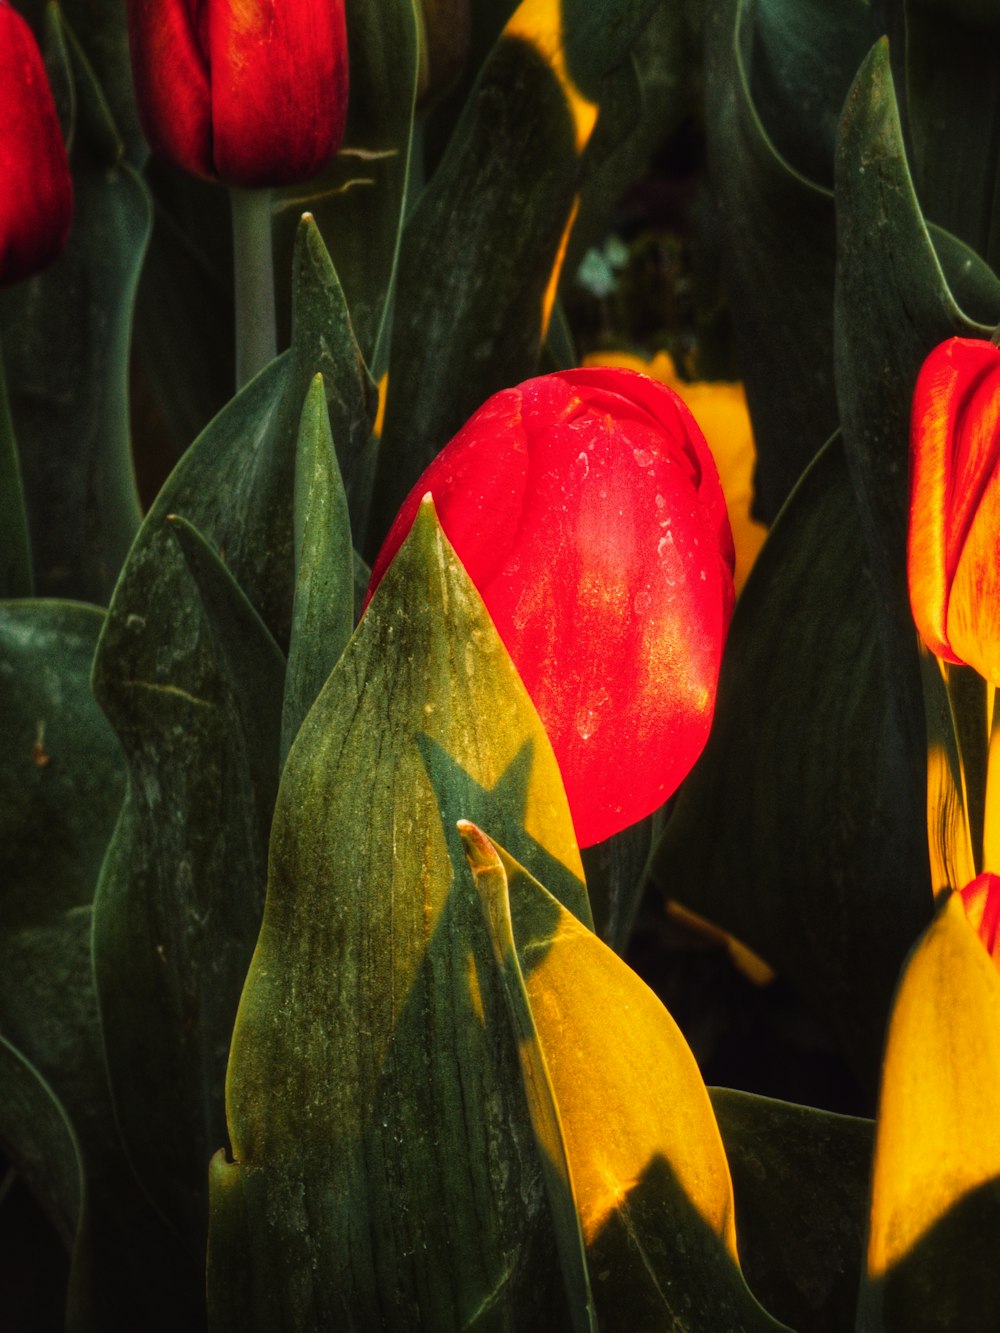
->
834, 39, 998, 650
273, 0, 421, 380
902, 0, 1000, 271
0, 355, 31, 598
209, 500, 588, 1330
367, 0, 661, 554
285, 217, 378, 532
0, 600, 200, 1332
710, 1088, 873, 1333
91, 360, 290, 1247
649, 437, 932, 1089
702, 0, 839, 519
0, 20, 150, 604
746, 0, 874, 188
0, 1039, 81, 1252
281, 376, 354, 763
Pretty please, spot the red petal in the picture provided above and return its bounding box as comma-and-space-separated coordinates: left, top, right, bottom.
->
0, 3, 73, 284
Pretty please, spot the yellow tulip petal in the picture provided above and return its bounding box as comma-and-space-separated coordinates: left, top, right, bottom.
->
861, 891, 1000, 1328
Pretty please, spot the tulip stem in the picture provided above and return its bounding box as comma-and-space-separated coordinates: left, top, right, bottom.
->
230, 187, 277, 389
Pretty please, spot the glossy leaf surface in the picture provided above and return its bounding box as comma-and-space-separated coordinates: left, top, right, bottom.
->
209, 501, 589, 1330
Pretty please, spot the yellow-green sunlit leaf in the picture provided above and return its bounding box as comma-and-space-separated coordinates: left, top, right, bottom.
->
460, 823, 788, 1331
209, 499, 590, 1330
860, 892, 1000, 1329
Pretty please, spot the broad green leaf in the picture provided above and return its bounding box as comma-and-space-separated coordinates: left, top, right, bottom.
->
746, 0, 874, 188
0, 601, 200, 1332
0, 354, 31, 598
0, 602, 123, 1085
281, 376, 354, 764
461, 825, 786, 1332
0, 1038, 81, 1253
0, 16, 150, 604
273, 0, 421, 381
859, 892, 1000, 1330
367, 0, 660, 554
901, 0, 1000, 270
209, 500, 588, 1330
710, 1088, 874, 1333
834, 38, 996, 691
91, 359, 291, 1245
701, 0, 840, 520
650, 437, 932, 1088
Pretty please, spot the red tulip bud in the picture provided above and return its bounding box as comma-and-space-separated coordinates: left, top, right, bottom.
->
908, 336, 1000, 682
367, 368, 736, 847
960, 872, 1000, 968
126, 0, 349, 188
0, 1, 73, 285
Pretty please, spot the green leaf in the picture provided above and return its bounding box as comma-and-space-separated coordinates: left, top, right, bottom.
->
0, 17, 150, 604
367, 0, 661, 554
91, 361, 291, 1246
285, 217, 378, 533
0, 353, 31, 598
859, 892, 1000, 1330
209, 500, 588, 1330
281, 376, 354, 764
649, 437, 933, 1088
273, 0, 421, 380
710, 1088, 874, 1333
563, 3, 695, 284
461, 825, 787, 1332
701, 0, 840, 520
834, 37, 997, 697
579, 816, 652, 953
901, 0, 1000, 271
0, 600, 200, 1332
0, 1038, 82, 1252
745, 0, 874, 188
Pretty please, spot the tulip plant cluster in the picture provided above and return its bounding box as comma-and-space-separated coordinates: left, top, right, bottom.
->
2, 1, 1000, 1331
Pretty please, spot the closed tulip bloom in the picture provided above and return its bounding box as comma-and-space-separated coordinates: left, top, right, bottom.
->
126, 0, 349, 188
368, 368, 736, 847
0, 1, 73, 284
908, 337, 1000, 683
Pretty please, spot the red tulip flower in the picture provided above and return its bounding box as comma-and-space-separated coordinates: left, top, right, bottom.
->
908, 337, 1000, 684
367, 368, 736, 847
0, 1, 73, 285
960, 872, 1000, 969
126, 0, 349, 187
